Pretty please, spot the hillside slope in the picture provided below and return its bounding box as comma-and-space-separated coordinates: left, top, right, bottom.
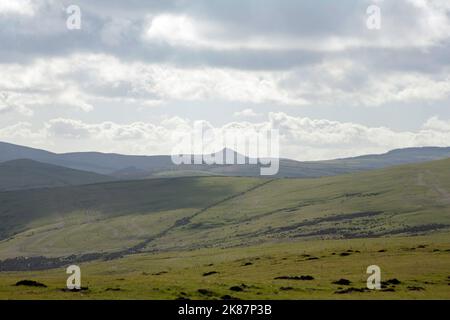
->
0, 159, 449, 260
0, 159, 114, 191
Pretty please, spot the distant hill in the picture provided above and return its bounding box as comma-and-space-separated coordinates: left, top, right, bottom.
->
322, 147, 450, 169
0, 141, 170, 174
1, 141, 450, 178
0, 159, 114, 191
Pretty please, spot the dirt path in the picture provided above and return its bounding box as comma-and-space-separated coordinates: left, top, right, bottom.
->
118, 178, 276, 256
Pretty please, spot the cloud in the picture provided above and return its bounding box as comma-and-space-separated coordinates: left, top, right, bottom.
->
0, 92, 33, 115
57, 86, 93, 112
0, 54, 310, 112
423, 116, 450, 132
234, 108, 261, 118
141, 1, 450, 52
2, 53, 449, 116
2, 113, 450, 161
2, 0, 450, 71
41, 117, 186, 155
144, 14, 210, 49
266, 112, 450, 159
0, 122, 47, 148
45, 118, 94, 139
0, 0, 35, 16
45, 117, 177, 143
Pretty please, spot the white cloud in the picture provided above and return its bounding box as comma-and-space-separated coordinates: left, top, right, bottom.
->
0, 54, 310, 111
423, 116, 450, 132
364, 73, 450, 105
234, 108, 261, 118
0, 122, 47, 150
143, 14, 357, 51
41, 117, 184, 155
57, 86, 93, 112
145, 14, 210, 48
45, 118, 95, 139
2, 113, 450, 161
142, 2, 450, 52
0, 91, 33, 116
0, 0, 35, 16
2, 54, 449, 115
280, 62, 450, 107
45, 117, 178, 144
266, 112, 450, 159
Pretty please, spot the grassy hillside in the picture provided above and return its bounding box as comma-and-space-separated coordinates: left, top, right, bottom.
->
0, 159, 449, 260
144, 158, 450, 252
0, 159, 114, 192
0, 176, 264, 257
1, 234, 449, 299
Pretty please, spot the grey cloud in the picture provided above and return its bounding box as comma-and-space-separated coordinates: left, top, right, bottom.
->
0, 0, 448, 74
0, 0, 449, 120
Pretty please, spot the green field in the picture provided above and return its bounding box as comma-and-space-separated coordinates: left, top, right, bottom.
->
0, 159, 449, 299
0, 234, 449, 299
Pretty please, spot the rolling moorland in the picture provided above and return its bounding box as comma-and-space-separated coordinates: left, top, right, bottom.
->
0, 142, 449, 299
1, 234, 449, 299
2, 141, 450, 179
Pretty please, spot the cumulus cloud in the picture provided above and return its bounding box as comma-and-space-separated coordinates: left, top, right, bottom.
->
2, 53, 449, 115
0, 122, 47, 149
45, 118, 173, 142
423, 116, 450, 132
0, 92, 33, 115
56, 86, 93, 112
140, 1, 450, 52
0, 0, 35, 16
2, 113, 450, 161
234, 108, 261, 118
0, 54, 311, 112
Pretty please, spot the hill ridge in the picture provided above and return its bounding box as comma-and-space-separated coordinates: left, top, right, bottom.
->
2, 140, 450, 178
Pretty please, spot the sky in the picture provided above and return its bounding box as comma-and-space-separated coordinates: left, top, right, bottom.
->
1, 0, 450, 160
